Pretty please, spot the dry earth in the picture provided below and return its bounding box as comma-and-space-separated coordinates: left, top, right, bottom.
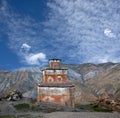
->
44, 112, 120, 118
0, 111, 120, 118
0, 101, 120, 118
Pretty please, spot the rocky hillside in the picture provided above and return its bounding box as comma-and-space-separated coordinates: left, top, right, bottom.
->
0, 62, 120, 102
0, 67, 42, 98
85, 63, 120, 100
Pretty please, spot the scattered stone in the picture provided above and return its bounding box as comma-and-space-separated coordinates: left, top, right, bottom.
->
1, 90, 23, 101
96, 93, 120, 112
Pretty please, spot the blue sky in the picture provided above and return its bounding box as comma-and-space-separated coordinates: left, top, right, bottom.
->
0, 0, 120, 70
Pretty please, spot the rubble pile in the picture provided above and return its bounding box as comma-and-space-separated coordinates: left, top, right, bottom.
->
96, 93, 120, 112
0, 90, 23, 101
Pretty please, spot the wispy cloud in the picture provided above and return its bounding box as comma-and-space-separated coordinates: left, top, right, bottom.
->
44, 0, 120, 63
0, 0, 120, 65
0, 0, 47, 65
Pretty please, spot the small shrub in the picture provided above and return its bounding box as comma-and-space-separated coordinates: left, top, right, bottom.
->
0, 115, 16, 118
93, 104, 98, 108
14, 103, 30, 111
93, 107, 112, 112
75, 104, 94, 111
75, 103, 112, 112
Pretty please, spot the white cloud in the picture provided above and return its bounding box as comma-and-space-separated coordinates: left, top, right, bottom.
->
104, 28, 116, 38
25, 53, 47, 65
0, 0, 120, 65
21, 43, 31, 52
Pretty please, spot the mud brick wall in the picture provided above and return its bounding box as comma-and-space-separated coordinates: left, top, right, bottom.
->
37, 86, 75, 108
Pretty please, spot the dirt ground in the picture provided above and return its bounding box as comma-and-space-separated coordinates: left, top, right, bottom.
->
44, 112, 120, 118
0, 111, 120, 118
0, 100, 120, 118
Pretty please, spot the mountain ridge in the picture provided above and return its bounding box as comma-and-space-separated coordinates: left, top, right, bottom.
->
0, 62, 120, 102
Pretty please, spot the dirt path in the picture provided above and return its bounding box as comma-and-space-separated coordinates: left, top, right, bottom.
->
44, 112, 120, 118
0, 111, 120, 118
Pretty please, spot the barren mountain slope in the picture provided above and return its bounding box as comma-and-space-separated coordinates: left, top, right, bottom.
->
0, 62, 120, 102
85, 63, 120, 99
